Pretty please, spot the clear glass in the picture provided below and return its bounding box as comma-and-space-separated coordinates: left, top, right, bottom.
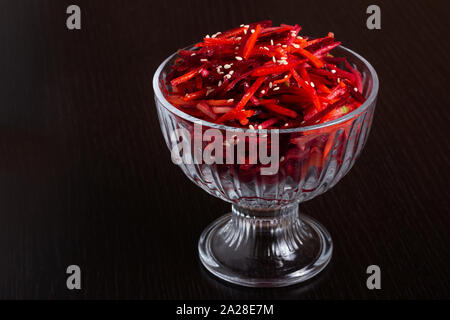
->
153, 46, 378, 287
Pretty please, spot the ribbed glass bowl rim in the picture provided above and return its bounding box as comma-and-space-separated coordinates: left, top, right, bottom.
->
153, 45, 378, 133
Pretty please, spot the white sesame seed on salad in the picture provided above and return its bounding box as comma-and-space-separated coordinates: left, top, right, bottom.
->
223, 64, 231, 69
250, 29, 255, 33
263, 46, 269, 50
270, 39, 274, 46
269, 82, 273, 88
227, 99, 234, 102
228, 70, 234, 75
249, 125, 255, 130
218, 80, 222, 86
292, 43, 300, 48
273, 87, 280, 91
235, 56, 243, 61
191, 53, 196, 56
200, 58, 208, 62
331, 69, 336, 74
235, 37, 242, 40
261, 90, 266, 94
354, 87, 358, 92
272, 56, 276, 63
258, 125, 263, 130
310, 82, 315, 88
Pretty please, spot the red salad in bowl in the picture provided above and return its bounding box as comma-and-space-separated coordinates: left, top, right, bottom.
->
153, 21, 378, 287
161, 20, 366, 129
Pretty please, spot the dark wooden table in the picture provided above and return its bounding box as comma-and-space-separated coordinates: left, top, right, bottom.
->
0, 0, 448, 299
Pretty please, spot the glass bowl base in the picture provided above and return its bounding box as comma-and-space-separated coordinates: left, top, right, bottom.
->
198, 206, 333, 288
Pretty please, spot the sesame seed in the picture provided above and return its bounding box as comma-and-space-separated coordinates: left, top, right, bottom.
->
263, 46, 269, 50
261, 90, 266, 94
240, 24, 245, 27
235, 56, 243, 61
244, 25, 249, 28
272, 56, 276, 63
301, 120, 305, 124
228, 70, 234, 75
200, 58, 208, 62
224, 64, 231, 69
280, 56, 287, 60
337, 78, 341, 83
227, 99, 234, 102
331, 69, 336, 74
191, 53, 196, 56
235, 37, 242, 40
282, 45, 287, 48
270, 39, 274, 46
249, 125, 255, 130
218, 80, 222, 86
297, 36, 303, 39
269, 82, 273, 88
273, 87, 280, 91
243, 29, 247, 34
284, 123, 289, 127
250, 29, 255, 33
305, 81, 309, 85
205, 35, 210, 38
280, 156, 285, 161
224, 74, 231, 79
292, 43, 300, 48
258, 125, 262, 130
206, 88, 214, 96
354, 87, 358, 92
310, 82, 315, 88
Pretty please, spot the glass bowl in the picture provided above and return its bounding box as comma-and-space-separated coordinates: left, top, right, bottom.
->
153, 45, 378, 287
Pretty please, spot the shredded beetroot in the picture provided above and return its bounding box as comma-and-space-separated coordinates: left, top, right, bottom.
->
163, 21, 366, 129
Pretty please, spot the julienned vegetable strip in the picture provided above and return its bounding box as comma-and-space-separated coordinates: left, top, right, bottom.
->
243, 24, 261, 59
216, 76, 266, 123
164, 21, 367, 128
251, 60, 306, 77
170, 67, 203, 86
293, 47, 324, 68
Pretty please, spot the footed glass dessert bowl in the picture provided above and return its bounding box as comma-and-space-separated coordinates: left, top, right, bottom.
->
153, 46, 378, 287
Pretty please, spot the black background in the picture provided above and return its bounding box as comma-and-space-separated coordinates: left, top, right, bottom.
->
0, 0, 449, 299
